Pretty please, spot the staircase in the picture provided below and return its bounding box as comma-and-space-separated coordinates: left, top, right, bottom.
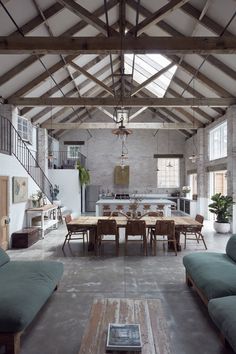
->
0, 115, 53, 202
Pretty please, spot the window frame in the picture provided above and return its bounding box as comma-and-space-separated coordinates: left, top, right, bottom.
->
157, 158, 180, 188
209, 121, 227, 161
17, 115, 33, 144
67, 145, 81, 159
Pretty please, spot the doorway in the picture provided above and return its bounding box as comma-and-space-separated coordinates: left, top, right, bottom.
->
0, 176, 9, 250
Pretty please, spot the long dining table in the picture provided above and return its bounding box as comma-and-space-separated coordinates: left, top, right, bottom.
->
68, 216, 201, 252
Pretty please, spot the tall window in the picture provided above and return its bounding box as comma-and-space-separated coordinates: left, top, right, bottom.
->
17, 116, 32, 144
67, 145, 80, 158
209, 122, 227, 160
157, 158, 180, 188
210, 170, 227, 196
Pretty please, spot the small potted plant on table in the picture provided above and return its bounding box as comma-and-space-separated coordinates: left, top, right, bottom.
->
208, 193, 234, 233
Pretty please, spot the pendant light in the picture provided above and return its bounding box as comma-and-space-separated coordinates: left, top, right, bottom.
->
166, 125, 173, 168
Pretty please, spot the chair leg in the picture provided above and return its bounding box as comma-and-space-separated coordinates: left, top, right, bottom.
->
198, 232, 207, 250
184, 233, 187, 249
173, 239, 177, 256
143, 235, 147, 256
116, 235, 119, 257
125, 234, 128, 256
62, 233, 70, 250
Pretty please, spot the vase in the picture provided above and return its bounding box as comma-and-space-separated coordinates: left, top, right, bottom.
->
213, 222, 230, 234
32, 200, 39, 208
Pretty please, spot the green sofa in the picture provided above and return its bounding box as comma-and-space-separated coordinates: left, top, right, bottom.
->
183, 235, 236, 352
0, 247, 63, 354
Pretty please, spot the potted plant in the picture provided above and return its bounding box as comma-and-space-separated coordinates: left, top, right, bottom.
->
76, 161, 90, 186
208, 193, 234, 233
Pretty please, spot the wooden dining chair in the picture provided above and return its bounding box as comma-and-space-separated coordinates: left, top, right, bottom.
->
181, 214, 207, 250
96, 219, 119, 256
103, 204, 111, 216
151, 220, 177, 256
62, 214, 88, 250
125, 220, 147, 256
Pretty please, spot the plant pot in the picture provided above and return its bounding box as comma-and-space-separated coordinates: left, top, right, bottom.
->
213, 221, 230, 234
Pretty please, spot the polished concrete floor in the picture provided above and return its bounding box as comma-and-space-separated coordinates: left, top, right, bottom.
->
4, 220, 235, 354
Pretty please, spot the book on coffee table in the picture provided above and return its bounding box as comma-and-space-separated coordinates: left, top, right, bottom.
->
106, 323, 142, 352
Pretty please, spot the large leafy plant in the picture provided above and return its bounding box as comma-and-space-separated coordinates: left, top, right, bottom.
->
208, 193, 234, 223
76, 161, 90, 185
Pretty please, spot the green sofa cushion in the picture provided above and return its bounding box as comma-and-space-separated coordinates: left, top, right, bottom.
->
183, 252, 236, 300
0, 247, 10, 267
208, 296, 236, 352
0, 260, 63, 332
226, 235, 236, 263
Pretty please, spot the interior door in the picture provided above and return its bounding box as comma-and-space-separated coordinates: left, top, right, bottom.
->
0, 176, 9, 250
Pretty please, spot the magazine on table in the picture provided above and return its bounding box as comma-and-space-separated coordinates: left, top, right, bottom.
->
106, 323, 142, 352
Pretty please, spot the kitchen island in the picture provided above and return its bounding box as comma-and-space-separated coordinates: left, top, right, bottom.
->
96, 198, 176, 217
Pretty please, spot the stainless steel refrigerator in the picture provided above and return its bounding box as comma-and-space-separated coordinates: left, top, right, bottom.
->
85, 185, 101, 212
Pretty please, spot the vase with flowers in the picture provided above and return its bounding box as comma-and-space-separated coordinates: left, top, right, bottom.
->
31, 190, 43, 208
182, 186, 191, 198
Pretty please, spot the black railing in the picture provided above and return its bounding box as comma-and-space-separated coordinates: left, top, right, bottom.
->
48, 150, 86, 169
0, 115, 53, 202
0, 115, 11, 155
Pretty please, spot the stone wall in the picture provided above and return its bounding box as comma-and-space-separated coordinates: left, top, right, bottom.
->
60, 126, 186, 194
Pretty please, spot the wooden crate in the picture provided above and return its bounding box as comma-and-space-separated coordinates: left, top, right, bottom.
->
11, 228, 39, 248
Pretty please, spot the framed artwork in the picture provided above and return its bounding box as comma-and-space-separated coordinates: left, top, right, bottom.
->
114, 166, 129, 185
12, 177, 28, 203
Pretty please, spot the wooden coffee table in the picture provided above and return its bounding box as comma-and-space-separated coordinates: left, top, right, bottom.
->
78, 298, 173, 354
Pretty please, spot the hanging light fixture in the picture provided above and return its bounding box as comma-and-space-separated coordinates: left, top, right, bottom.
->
166, 124, 173, 167
119, 140, 128, 169
112, 122, 132, 141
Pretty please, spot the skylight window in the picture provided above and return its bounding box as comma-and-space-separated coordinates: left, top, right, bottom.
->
124, 54, 177, 97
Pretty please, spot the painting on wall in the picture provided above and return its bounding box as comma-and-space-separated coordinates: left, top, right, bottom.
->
12, 177, 28, 203
114, 166, 129, 185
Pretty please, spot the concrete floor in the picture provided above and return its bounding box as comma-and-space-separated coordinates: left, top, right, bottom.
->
4, 220, 235, 354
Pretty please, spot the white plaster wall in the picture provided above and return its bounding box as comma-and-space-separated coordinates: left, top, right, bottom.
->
60, 128, 186, 195
48, 169, 81, 217
0, 154, 40, 237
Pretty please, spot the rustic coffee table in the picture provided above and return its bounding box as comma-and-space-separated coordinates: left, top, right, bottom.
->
78, 298, 173, 354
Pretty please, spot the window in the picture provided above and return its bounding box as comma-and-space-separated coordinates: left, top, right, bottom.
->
17, 116, 32, 144
209, 122, 227, 160
210, 170, 227, 196
67, 145, 81, 159
124, 54, 177, 98
157, 158, 180, 188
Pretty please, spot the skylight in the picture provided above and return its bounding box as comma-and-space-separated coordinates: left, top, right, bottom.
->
124, 54, 177, 97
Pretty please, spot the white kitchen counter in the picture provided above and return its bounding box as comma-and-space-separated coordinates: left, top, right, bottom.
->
96, 198, 175, 216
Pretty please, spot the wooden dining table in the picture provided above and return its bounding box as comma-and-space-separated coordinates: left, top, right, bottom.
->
69, 216, 201, 252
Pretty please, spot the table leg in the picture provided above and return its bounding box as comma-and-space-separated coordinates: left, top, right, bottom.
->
88, 227, 96, 252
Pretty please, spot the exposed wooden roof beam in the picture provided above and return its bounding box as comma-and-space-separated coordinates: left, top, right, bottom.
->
126, 0, 236, 80
69, 61, 114, 96
127, 0, 190, 36
8, 97, 236, 107
131, 63, 175, 96
168, 55, 232, 98
42, 122, 197, 130
21, 55, 105, 116
0, 0, 117, 86
181, 2, 233, 36
0, 36, 236, 54
57, 0, 119, 36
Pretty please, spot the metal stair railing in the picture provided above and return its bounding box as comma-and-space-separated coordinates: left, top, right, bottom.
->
0, 115, 53, 202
